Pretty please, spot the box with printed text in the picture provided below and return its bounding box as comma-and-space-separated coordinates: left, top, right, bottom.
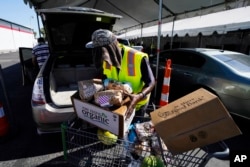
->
71, 92, 135, 137
151, 88, 242, 154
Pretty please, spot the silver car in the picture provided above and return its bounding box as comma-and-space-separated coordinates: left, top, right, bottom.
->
28, 7, 121, 134
151, 48, 250, 120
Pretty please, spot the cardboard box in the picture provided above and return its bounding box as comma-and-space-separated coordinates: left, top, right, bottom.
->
150, 88, 242, 154
71, 92, 135, 137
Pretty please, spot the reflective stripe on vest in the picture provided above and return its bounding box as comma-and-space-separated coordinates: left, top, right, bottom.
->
127, 50, 135, 76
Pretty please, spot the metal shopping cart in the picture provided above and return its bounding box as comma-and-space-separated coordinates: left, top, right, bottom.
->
61, 116, 229, 167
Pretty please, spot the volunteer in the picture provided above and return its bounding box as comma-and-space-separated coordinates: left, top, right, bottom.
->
32, 37, 50, 69
86, 29, 155, 120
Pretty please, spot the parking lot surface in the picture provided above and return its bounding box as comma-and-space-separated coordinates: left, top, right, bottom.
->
0, 51, 249, 167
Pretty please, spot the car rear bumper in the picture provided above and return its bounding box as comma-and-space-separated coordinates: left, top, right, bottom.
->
32, 102, 77, 133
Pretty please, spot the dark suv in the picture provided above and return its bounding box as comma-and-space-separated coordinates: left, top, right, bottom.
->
26, 7, 121, 134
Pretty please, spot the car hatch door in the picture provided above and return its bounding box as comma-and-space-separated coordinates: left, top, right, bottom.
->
19, 47, 38, 86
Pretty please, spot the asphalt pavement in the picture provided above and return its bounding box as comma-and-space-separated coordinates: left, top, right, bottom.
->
0, 51, 249, 167
0, 51, 71, 167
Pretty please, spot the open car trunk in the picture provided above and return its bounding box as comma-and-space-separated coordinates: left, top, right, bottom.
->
38, 7, 121, 107
49, 54, 99, 106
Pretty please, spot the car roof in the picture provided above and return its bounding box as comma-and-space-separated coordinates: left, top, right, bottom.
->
167, 48, 239, 55
163, 48, 250, 76
164, 48, 248, 58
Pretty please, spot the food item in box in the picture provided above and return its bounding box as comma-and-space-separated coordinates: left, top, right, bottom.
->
128, 124, 137, 143
133, 141, 151, 157
78, 79, 104, 101
122, 83, 133, 94
97, 128, 118, 145
104, 79, 133, 94
94, 90, 123, 107
141, 155, 165, 167
110, 91, 124, 106
151, 136, 168, 155
135, 121, 155, 141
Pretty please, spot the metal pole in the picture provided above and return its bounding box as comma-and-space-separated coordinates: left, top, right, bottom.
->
170, 16, 176, 49
140, 24, 143, 45
154, 0, 163, 101
36, 11, 41, 37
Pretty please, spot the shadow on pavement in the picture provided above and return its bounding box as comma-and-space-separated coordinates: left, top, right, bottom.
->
36, 156, 72, 167
0, 61, 70, 166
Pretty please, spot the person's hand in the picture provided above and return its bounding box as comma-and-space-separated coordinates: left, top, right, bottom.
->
125, 93, 142, 120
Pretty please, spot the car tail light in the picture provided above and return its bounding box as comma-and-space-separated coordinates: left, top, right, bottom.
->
32, 77, 46, 104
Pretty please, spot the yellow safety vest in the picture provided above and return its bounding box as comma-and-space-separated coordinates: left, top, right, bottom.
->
103, 45, 150, 110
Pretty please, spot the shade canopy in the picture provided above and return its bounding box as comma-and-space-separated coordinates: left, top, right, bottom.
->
118, 6, 250, 38
24, 0, 250, 34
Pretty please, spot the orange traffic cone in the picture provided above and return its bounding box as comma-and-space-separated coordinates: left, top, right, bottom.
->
159, 59, 172, 107
0, 101, 9, 137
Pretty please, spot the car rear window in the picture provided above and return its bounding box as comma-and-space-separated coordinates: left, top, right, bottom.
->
45, 14, 116, 52
215, 54, 250, 72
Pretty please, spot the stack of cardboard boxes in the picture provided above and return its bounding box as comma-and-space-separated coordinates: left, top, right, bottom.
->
71, 86, 242, 153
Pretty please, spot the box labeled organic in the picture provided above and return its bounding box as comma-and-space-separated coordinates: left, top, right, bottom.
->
71, 92, 135, 137
151, 88, 242, 154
